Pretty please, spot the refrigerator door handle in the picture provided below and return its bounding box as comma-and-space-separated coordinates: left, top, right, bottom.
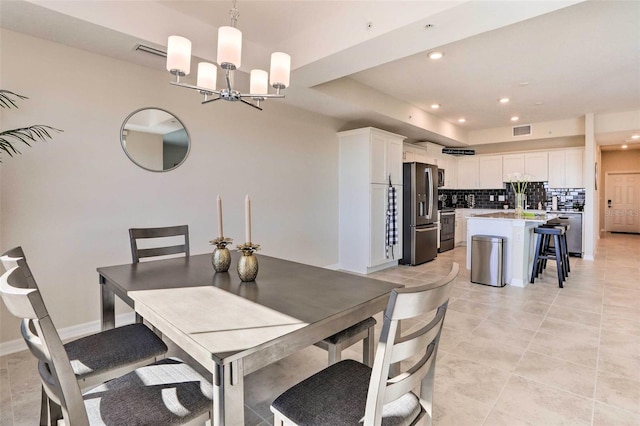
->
426, 168, 434, 220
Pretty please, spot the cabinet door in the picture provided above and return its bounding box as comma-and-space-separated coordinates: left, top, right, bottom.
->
443, 156, 457, 188
369, 184, 388, 267
525, 152, 548, 181
565, 149, 584, 188
457, 157, 479, 188
370, 132, 387, 184
479, 156, 504, 188
387, 138, 403, 185
502, 154, 524, 181
547, 151, 565, 188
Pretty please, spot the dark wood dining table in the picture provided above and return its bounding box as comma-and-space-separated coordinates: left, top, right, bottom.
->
97, 251, 400, 426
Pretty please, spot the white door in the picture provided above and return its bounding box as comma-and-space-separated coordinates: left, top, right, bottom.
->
605, 173, 640, 233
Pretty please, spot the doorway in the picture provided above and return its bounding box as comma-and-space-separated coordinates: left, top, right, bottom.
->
605, 172, 640, 233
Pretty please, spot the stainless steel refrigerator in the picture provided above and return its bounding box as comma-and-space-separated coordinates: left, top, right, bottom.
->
401, 162, 439, 265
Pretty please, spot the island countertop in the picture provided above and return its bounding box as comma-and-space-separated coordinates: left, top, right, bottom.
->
467, 212, 558, 223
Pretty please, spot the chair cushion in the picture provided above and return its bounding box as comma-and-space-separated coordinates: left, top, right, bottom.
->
323, 317, 377, 345
64, 323, 168, 379
271, 359, 421, 426
84, 357, 212, 425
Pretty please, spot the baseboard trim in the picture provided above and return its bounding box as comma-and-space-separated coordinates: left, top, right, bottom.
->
0, 312, 136, 357
323, 263, 340, 270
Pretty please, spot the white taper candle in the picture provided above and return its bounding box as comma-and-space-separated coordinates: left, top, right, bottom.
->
217, 195, 223, 239
245, 195, 251, 243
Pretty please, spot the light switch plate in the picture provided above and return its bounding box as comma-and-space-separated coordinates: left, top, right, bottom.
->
498, 195, 505, 202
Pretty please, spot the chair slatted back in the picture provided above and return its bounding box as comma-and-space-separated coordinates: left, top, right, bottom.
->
364, 263, 459, 426
129, 225, 190, 263
0, 257, 90, 425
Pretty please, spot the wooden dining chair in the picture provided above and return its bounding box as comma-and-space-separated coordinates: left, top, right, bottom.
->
271, 263, 459, 426
0, 259, 213, 426
0, 247, 168, 425
129, 224, 190, 263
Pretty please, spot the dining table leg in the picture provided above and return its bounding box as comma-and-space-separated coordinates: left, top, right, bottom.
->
99, 275, 115, 331
213, 359, 245, 426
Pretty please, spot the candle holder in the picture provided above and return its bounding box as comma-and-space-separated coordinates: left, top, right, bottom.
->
237, 242, 260, 282
210, 237, 233, 272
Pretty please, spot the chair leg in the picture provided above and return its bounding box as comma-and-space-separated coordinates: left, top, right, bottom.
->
420, 357, 436, 426
328, 344, 341, 365
554, 235, 564, 288
363, 326, 375, 367
39, 387, 48, 426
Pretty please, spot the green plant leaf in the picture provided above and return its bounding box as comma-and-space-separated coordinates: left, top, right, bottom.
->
0, 125, 62, 160
0, 90, 28, 109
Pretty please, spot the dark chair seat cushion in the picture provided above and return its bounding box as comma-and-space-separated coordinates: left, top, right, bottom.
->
84, 357, 212, 425
64, 323, 168, 379
323, 317, 377, 345
271, 359, 421, 426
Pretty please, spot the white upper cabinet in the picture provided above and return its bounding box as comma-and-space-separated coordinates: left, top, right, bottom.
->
370, 130, 403, 185
479, 155, 504, 188
440, 155, 457, 189
548, 148, 584, 188
502, 154, 525, 181
525, 152, 548, 181
502, 152, 548, 182
457, 156, 480, 188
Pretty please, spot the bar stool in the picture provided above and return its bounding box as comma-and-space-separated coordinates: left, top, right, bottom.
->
531, 226, 566, 288
541, 222, 571, 279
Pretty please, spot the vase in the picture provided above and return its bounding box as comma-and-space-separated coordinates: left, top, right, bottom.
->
212, 247, 231, 272
237, 251, 259, 282
515, 193, 526, 216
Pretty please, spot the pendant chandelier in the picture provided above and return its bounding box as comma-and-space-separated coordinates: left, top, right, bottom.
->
166, 0, 291, 110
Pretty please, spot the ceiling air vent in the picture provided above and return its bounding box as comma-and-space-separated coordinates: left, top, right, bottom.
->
512, 124, 532, 137
134, 44, 167, 58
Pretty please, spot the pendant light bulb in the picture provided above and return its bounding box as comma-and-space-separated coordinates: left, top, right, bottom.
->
167, 36, 192, 75
270, 52, 291, 89
217, 26, 242, 70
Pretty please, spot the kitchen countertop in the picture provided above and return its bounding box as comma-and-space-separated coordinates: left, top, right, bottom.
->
468, 212, 558, 223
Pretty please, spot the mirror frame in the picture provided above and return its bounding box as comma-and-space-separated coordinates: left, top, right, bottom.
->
120, 107, 191, 172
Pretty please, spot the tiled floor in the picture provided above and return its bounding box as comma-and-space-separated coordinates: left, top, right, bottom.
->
1, 233, 639, 425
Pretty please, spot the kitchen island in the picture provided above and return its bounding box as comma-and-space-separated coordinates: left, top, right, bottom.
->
466, 211, 557, 287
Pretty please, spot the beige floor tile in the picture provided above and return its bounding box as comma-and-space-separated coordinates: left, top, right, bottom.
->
601, 313, 640, 336
593, 402, 640, 426
514, 351, 596, 397
450, 335, 526, 371
435, 354, 511, 406
439, 309, 484, 333
546, 305, 602, 328
472, 319, 536, 349
538, 316, 600, 339
437, 326, 472, 353
488, 375, 593, 425
529, 331, 599, 368
554, 293, 603, 314
433, 389, 494, 426
447, 299, 496, 318
595, 371, 640, 414
485, 308, 545, 331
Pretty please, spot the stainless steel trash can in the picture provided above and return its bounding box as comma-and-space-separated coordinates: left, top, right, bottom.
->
471, 235, 505, 287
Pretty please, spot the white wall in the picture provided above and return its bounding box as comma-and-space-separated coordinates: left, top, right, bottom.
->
0, 29, 343, 343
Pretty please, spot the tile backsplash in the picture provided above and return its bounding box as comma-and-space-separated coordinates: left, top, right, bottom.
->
440, 183, 585, 211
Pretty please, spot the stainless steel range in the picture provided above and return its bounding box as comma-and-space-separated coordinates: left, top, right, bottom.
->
439, 208, 455, 252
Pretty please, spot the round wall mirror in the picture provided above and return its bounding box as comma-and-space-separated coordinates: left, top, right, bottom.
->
120, 108, 190, 172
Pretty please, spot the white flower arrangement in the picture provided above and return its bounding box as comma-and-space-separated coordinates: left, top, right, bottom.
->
509, 173, 530, 194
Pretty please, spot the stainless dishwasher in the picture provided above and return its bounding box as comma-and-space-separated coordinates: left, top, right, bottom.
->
547, 212, 583, 257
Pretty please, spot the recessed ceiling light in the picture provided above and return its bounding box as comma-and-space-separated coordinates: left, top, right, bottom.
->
511, 116, 519, 122
431, 104, 441, 109
622, 145, 628, 149
499, 98, 510, 104
427, 51, 444, 60
458, 118, 466, 123
631, 134, 640, 140
535, 101, 543, 106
